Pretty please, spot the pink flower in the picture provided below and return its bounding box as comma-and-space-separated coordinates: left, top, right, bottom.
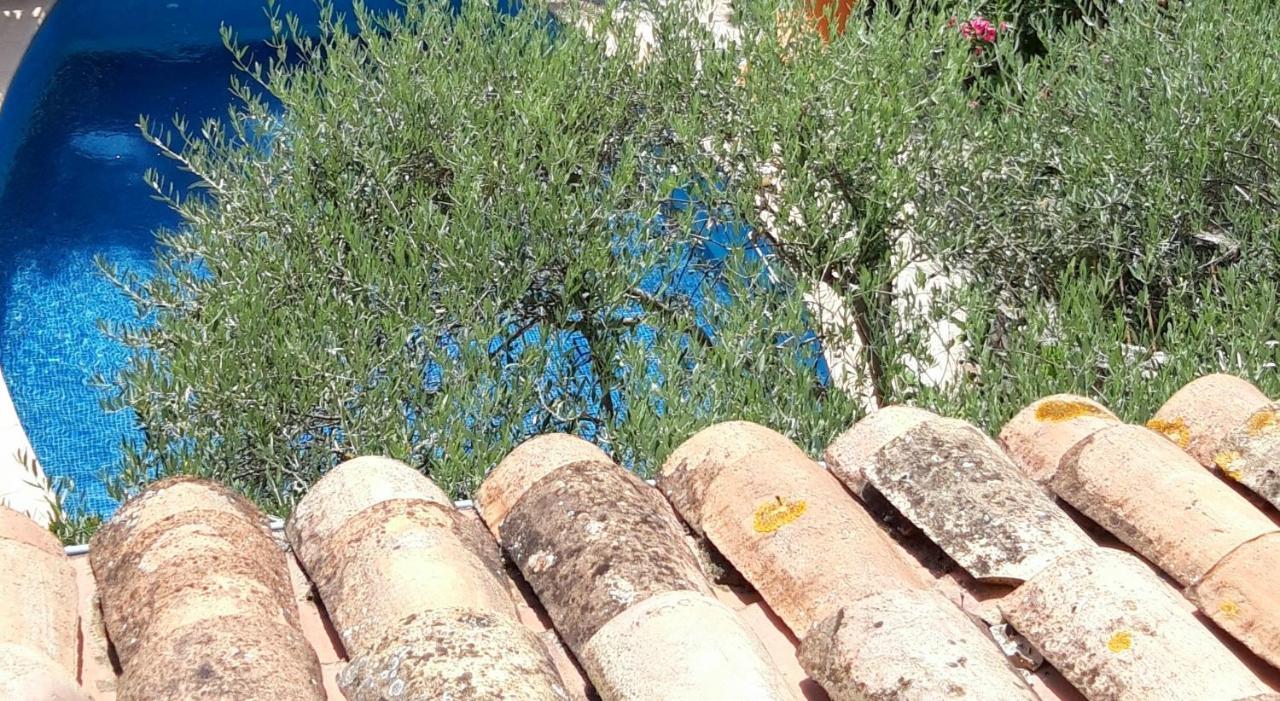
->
958, 15, 999, 43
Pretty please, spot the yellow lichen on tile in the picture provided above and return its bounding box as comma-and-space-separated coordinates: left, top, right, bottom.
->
1214, 451, 1244, 481
1107, 630, 1133, 653
753, 496, 807, 533
1218, 600, 1241, 619
1146, 417, 1191, 449
1034, 398, 1110, 422
1246, 408, 1278, 437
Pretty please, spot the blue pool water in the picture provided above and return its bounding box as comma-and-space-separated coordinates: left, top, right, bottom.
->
0, 0, 399, 515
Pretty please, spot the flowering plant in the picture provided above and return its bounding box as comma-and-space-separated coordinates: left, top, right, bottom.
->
949, 15, 1010, 55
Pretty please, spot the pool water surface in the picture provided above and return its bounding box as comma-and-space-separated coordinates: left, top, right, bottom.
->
0, 0, 396, 516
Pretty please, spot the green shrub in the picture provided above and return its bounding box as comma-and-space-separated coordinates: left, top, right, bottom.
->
78, 0, 1280, 533
97, 0, 857, 514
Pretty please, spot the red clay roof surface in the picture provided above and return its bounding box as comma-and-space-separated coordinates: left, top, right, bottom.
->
4, 373, 1280, 700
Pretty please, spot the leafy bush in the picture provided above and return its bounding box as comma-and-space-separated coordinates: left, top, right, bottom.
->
78, 0, 1280, 532
97, 0, 857, 513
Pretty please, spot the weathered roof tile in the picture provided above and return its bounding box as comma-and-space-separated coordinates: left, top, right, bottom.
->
999, 394, 1120, 483
846, 410, 1094, 584
661, 422, 1037, 700
1001, 548, 1273, 700
0, 504, 85, 700
1150, 374, 1272, 466
1051, 423, 1274, 586
481, 437, 799, 700
287, 457, 572, 700
89, 478, 326, 701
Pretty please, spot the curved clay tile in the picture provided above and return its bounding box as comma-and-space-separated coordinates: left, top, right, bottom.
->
1001, 548, 1274, 700
476, 433, 610, 537
1215, 401, 1280, 509
1053, 424, 1274, 586
89, 478, 325, 700
286, 457, 571, 701
0, 505, 84, 699
1149, 374, 1272, 467
998, 394, 1120, 483
1004, 404, 1280, 670
833, 410, 1278, 700
480, 435, 799, 701
1187, 531, 1280, 674
658, 420, 811, 536
660, 422, 1036, 701
833, 409, 1093, 584
285, 455, 450, 570
0, 642, 88, 700
824, 405, 935, 499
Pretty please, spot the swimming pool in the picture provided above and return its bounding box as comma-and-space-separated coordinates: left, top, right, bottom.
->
0, 0, 400, 516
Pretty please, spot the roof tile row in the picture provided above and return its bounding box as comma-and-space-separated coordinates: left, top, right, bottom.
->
3, 373, 1280, 700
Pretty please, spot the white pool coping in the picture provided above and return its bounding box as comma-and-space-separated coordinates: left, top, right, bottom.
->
1, 1, 58, 525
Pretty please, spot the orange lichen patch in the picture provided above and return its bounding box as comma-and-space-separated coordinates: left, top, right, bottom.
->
1214, 451, 1244, 481
752, 497, 807, 534
1034, 398, 1111, 423
1246, 409, 1278, 437
1146, 417, 1191, 449
1219, 600, 1241, 619
1107, 630, 1133, 653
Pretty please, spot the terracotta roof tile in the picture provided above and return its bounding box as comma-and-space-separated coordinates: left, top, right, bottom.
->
837, 410, 1094, 584
476, 433, 611, 537
830, 406, 1280, 698
0, 504, 85, 700
1002, 389, 1280, 674
1150, 374, 1272, 467
1001, 548, 1273, 700
480, 436, 798, 700
998, 394, 1121, 483
287, 457, 572, 700
7, 378, 1280, 700
660, 422, 1038, 700
88, 478, 325, 700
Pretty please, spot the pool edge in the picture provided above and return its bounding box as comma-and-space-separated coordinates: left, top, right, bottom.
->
0, 364, 55, 526
0, 0, 52, 110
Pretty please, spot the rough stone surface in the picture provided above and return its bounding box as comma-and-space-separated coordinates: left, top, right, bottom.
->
798, 589, 1036, 701
1001, 548, 1273, 701
285, 456, 449, 571
1150, 374, 1272, 467
580, 590, 801, 701
999, 394, 1119, 483
862, 418, 1094, 584
476, 433, 611, 536
0, 643, 89, 701
497, 458, 712, 651
1052, 424, 1275, 585
89, 477, 325, 701
1214, 402, 1280, 509
824, 405, 936, 498
658, 420, 811, 535
307, 498, 516, 654
663, 429, 926, 637
1189, 531, 1280, 671
0, 528, 78, 675
339, 607, 572, 701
